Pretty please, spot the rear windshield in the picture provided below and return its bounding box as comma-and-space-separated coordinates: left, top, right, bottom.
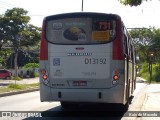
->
45, 13, 117, 45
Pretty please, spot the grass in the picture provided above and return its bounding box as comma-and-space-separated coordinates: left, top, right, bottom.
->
11, 76, 22, 81
139, 62, 160, 83
0, 83, 39, 94
140, 72, 150, 82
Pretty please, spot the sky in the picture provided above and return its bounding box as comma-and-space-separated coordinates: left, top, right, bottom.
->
0, 0, 160, 28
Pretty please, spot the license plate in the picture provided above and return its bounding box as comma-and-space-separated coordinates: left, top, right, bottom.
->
73, 81, 87, 86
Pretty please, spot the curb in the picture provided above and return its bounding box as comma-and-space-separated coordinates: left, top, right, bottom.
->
0, 88, 39, 97
140, 86, 148, 111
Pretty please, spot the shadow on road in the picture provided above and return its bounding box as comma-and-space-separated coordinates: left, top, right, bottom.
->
136, 80, 148, 83
24, 103, 127, 120
136, 77, 148, 83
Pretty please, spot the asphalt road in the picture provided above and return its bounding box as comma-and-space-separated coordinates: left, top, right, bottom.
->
0, 79, 148, 120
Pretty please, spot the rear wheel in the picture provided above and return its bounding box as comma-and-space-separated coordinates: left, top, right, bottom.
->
121, 95, 134, 111
116, 103, 129, 112
123, 101, 129, 111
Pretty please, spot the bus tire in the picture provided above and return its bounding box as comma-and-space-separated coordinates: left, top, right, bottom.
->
118, 102, 129, 112
61, 101, 70, 109
124, 101, 129, 111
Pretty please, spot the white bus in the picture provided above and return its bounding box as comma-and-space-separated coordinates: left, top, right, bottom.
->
40, 12, 136, 110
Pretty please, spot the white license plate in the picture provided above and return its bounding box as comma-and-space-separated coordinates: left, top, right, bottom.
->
72, 81, 87, 86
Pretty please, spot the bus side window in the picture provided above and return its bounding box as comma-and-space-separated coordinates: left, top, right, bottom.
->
128, 38, 132, 60
124, 36, 127, 56
128, 36, 134, 61
123, 26, 129, 57
130, 44, 133, 62
123, 34, 128, 57
131, 44, 136, 63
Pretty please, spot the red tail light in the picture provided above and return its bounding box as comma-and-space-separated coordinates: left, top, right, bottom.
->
41, 69, 46, 75
41, 69, 49, 84
112, 18, 124, 60
114, 70, 120, 75
112, 69, 120, 84
40, 19, 48, 60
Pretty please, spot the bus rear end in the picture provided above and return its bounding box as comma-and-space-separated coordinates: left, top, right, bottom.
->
40, 12, 126, 106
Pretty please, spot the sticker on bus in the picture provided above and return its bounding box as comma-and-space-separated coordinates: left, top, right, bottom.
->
92, 31, 109, 41
53, 58, 60, 66
63, 27, 86, 41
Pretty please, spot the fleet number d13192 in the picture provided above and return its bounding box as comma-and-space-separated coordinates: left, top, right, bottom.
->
85, 58, 107, 64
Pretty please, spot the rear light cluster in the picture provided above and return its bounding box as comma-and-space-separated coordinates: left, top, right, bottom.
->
41, 69, 49, 84
112, 70, 120, 85
40, 20, 48, 60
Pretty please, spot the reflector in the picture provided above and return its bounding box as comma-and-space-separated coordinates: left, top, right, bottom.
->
43, 75, 48, 80
41, 69, 46, 74
113, 75, 119, 80
114, 70, 120, 75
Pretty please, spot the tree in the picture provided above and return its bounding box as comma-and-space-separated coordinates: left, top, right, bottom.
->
129, 27, 160, 65
129, 28, 153, 63
0, 15, 8, 51
119, 0, 157, 6
0, 8, 41, 77
150, 28, 160, 62
0, 15, 12, 67
119, 0, 142, 6
0, 49, 11, 68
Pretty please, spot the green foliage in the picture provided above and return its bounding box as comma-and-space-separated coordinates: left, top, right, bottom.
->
139, 63, 160, 82
0, 83, 39, 93
6, 50, 39, 68
119, 0, 142, 6
152, 65, 160, 82
34, 72, 39, 77
140, 72, 150, 82
8, 84, 23, 89
30, 71, 35, 78
139, 63, 149, 74
129, 28, 155, 63
0, 7, 41, 75
23, 63, 39, 68
0, 49, 11, 67
20, 24, 41, 47
30, 72, 39, 78
2, 8, 31, 46
139, 63, 149, 80
12, 76, 22, 81
150, 28, 160, 62
129, 27, 160, 86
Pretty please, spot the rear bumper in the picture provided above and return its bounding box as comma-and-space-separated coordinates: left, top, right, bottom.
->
40, 83, 125, 104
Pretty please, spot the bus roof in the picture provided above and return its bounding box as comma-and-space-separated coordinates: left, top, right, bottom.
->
44, 12, 121, 21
